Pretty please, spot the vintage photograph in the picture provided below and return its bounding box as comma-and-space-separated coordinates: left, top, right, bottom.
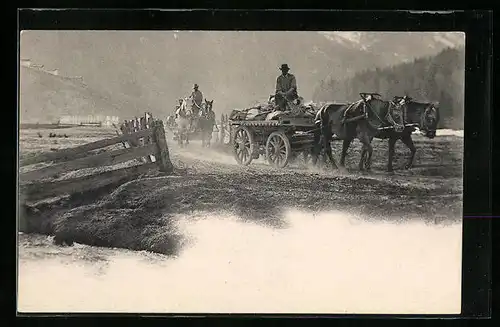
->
18, 30, 465, 314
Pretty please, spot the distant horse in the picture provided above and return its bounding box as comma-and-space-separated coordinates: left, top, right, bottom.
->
175, 98, 193, 147
166, 115, 176, 130
312, 93, 440, 172
199, 99, 216, 147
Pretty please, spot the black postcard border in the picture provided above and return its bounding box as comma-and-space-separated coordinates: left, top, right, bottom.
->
12, 8, 494, 322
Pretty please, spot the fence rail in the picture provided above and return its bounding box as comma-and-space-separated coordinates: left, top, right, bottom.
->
19, 114, 173, 204
21, 162, 158, 202
20, 128, 153, 167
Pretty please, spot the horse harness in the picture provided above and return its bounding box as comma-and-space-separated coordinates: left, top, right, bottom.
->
342, 100, 367, 120
342, 93, 385, 124
384, 98, 406, 132
359, 96, 419, 132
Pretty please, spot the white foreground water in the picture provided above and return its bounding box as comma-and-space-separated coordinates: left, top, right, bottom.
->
18, 210, 462, 314
436, 129, 464, 137
423, 129, 464, 137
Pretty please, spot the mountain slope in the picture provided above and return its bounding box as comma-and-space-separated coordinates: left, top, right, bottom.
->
312, 46, 466, 129
320, 32, 465, 64
19, 66, 127, 123
20, 31, 464, 119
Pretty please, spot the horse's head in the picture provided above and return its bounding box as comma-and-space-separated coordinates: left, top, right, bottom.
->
419, 102, 439, 139
404, 99, 440, 138
204, 99, 214, 112
176, 98, 191, 117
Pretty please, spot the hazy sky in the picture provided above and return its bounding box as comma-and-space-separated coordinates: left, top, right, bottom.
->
19, 31, 465, 121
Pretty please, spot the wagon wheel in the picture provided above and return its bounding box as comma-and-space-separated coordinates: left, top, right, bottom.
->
266, 131, 292, 168
233, 126, 255, 166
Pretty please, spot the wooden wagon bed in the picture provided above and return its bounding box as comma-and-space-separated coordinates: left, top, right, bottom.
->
229, 116, 317, 168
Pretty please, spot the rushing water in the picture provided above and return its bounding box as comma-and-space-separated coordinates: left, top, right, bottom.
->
18, 210, 462, 314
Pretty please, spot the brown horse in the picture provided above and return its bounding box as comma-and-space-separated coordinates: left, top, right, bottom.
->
311, 93, 440, 172
383, 96, 440, 172
199, 99, 216, 147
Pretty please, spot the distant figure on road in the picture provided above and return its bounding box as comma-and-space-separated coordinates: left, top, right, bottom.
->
190, 84, 204, 117
275, 64, 298, 111
174, 98, 183, 118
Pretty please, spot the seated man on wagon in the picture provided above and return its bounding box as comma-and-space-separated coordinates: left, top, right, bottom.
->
275, 64, 299, 112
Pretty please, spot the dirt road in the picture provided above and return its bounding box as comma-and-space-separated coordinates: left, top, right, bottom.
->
167, 136, 462, 223
20, 127, 463, 255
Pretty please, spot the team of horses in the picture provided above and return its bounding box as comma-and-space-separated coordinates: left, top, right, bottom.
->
172, 98, 216, 148
310, 93, 440, 173
168, 91, 440, 173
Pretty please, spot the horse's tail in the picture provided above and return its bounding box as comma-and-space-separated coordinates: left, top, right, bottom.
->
313, 105, 332, 149
314, 105, 324, 127
319, 104, 331, 133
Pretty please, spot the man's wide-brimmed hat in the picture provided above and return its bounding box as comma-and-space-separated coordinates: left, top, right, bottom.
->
279, 64, 290, 71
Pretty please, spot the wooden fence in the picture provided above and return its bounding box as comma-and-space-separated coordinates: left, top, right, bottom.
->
117, 112, 157, 162
19, 116, 173, 205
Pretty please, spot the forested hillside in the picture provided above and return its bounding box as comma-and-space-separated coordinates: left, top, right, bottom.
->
313, 46, 465, 129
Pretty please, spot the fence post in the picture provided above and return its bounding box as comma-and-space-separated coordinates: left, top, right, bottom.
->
127, 120, 140, 148
152, 120, 174, 173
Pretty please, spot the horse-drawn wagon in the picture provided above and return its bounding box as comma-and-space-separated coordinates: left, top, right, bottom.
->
171, 98, 216, 147
229, 98, 319, 169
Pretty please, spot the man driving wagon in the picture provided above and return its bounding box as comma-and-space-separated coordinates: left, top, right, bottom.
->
190, 84, 204, 116
275, 63, 299, 112
188, 83, 204, 131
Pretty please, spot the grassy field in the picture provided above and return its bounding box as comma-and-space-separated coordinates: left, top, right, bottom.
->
18, 125, 463, 255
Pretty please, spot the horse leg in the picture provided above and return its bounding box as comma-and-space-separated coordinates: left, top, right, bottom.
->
365, 137, 374, 171
207, 127, 212, 147
323, 133, 339, 169
387, 137, 397, 172
178, 129, 183, 147
340, 138, 352, 168
401, 134, 416, 169
311, 132, 321, 166
311, 148, 318, 166
312, 146, 323, 167
358, 133, 373, 172
359, 145, 368, 171
303, 150, 310, 164
202, 123, 205, 145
